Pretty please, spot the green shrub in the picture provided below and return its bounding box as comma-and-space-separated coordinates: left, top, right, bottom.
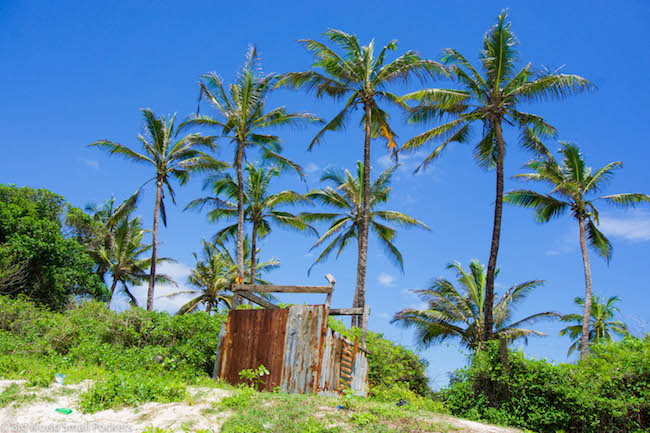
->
371, 383, 447, 413
328, 318, 430, 396
442, 337, 650, 433
0, 295, 226, 384
0, 185, 107, 310
78, 372, 187, 412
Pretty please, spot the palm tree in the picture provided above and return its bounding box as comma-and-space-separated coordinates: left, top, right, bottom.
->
97, 216, 173, 308
302, 162, 428, 323
187, 163, 314, 284
278, 30, 444, 319
399, 10, 592, 341
560, 295, 629, 356
166, 238, 279, 314
84, 195, 139, 283
180, 47, 320, 285
504, 143, 649, 358
392, 260, 557, 351
90, 109, 225, 310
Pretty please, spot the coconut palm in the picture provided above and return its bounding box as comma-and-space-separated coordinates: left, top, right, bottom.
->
166, 238, 279, 314
278, 30, 445, 319
180, 47, 321, 285
560, 295, 629, 356
399, 10, 592, 341
302, 162, 428, 323
97, 216, 173, 308
84, 195, 139, 283
90, 109, 225, 310
504, 143, 649, 358
392, 260, 557, 351
187, 163, 314, 284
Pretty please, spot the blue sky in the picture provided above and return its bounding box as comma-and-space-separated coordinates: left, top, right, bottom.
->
2, 1, 649, 388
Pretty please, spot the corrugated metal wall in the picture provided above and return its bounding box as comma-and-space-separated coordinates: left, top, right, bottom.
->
214, 305, 369, 396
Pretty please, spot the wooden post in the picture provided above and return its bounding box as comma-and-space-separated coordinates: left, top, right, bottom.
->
231, 292, 240, 310
360, 305, 370, 350
324, 273, 335, 309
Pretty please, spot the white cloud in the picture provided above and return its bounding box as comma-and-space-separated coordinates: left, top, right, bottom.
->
112, 261, 197, 314
400, 287, 420, 299
374, 312, 393, 321
378, 272, 395, 286
599, 212, 650, 242
376, 151, 438, 177
305, 162, 320, 174
82, 159, 99, 169
545, 230, 577, 256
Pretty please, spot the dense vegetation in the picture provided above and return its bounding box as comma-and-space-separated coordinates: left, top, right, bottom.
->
0, 295, 433, 402
443, 339, 650, 433
0, 185, 106, 310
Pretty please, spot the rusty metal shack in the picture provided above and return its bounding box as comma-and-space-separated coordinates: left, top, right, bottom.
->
212, 275, 371, 396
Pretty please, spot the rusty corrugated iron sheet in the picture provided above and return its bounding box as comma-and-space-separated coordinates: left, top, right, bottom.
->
215, 308, 288, 391
280, 305, 327, 394
317, 328, 369, 397
213, 305, 369, 396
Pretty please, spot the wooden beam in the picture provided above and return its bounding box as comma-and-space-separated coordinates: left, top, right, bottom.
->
329, 308, 364, 316
231, 284, 333, 294
236, 291, 280, 309
231, 292, 240, 310
360, 305, 370, 350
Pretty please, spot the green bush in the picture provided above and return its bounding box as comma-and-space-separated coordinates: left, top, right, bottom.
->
0, 295, 226, 382
328, 318, 431, 396
0, 185, 106, 310
78, 372, 187, 412
442, 338, 650, 433
370, 383, 447, 413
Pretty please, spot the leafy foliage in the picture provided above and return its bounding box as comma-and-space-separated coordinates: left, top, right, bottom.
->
302, 162, 428, 273
328, 318, 430, 396
392, 260, 558, 351
238, 364, 270, 390
0, 185, 107, 310
560, 295, 629, 355
0, 295, 226, 382
442, 338, 650, 432
182, 46, 320, 282
165, 237, 279, 313
78, 371, 187, 413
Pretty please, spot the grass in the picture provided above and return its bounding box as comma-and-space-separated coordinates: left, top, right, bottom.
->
219, 388, 455, 433
0, 383, 56, 408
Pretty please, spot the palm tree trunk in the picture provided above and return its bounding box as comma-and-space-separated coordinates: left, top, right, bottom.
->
147, 179, 162, 311
353, 103, 372, 328
484, 120, 505, 342
578, 216, 593, 359
107, 278, 119, 308
250, 220, 258, 285
235, 143, 245, 284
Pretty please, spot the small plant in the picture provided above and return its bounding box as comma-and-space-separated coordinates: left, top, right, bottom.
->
219, 385, 257, 410
142, 427, 173, 433
238, 364, 269, 390
337, 389, 357, 411
350, 411, 378, 426
79, 372, 187, 413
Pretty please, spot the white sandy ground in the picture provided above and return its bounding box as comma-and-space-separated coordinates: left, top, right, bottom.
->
0, 380, 521, 433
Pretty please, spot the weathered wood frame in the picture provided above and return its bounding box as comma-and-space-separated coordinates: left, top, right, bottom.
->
230, 274, 370, 349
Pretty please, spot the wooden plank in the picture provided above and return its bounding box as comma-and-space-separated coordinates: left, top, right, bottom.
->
231, 292, 240, 310
237, 291, 279, 309
232, 284, 333, 293
360, 305, 370, 350
329, 308, 364, 316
